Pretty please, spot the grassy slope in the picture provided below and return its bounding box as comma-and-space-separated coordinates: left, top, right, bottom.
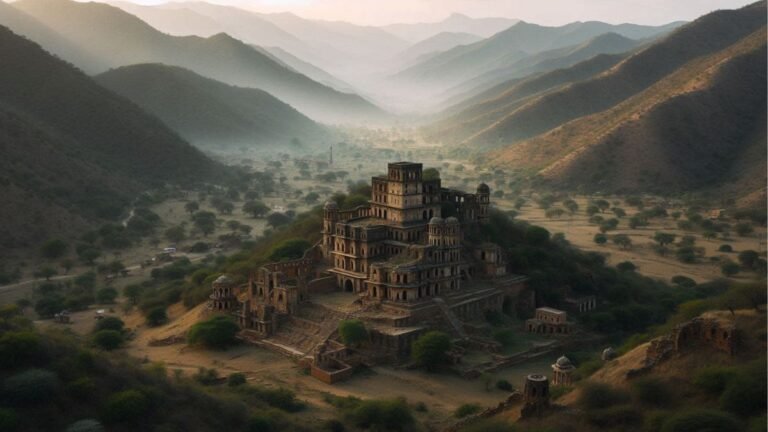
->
95, 63, 329, 149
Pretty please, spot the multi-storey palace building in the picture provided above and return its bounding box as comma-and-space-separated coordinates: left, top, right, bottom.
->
321, 162, 491, 301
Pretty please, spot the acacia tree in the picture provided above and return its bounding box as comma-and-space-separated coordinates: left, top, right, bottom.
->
653, 232, 676, 247
612, 234, 632, 249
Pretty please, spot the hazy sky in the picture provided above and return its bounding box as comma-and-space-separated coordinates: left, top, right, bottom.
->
111, 0, 757, 26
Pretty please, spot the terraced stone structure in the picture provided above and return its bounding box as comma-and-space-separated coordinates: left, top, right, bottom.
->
211, 161, 531, 378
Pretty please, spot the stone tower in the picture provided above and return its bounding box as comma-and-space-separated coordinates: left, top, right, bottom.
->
521, 374, 550, 418
322, 200, 339, 261
551, 355, 576, 386
476, 183, 490, 221
210, 274, 236, 311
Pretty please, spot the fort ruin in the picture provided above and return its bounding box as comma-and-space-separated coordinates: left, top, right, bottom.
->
210, 161, 535, 380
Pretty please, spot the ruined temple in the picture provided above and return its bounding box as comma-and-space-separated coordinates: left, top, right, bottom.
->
210, 161, 531, 373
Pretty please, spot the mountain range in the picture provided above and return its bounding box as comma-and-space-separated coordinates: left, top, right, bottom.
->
462, 1, 767, 195
391, 20, 682, 101
95, 63, 330, 150
2, 0, 386, 124
0, 25, 226, 250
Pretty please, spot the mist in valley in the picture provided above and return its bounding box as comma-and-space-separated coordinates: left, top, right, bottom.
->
0, 1, 765, 431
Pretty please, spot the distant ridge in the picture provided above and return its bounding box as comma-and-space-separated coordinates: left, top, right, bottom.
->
7, 0, 388, 124
96, 63, 330, 150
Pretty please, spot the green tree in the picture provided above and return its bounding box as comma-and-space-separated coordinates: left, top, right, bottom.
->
123, 284, 144, 305
41, 239, 68, 260
735, 223, 754, 237
594, 233, 608, 245
102, 390, 150, 424
243, 200, 270, 218
34, 266, 58, 281
338, 319, 367, 347
411, 331, 452, 371
146, 307, 167, 327
612, 234, 632, 249
720, 260, 739, 277
268, 239, 310, 261
93, 330, 123, 351
267, 212, 292, 228
95, 316, 124, 332
188, 316, 240, 350
654, 232, 676, 247
660, 409, 741, 432
563, 199, 579, 214
594, 199, 610, 213
164, 226, 186, 243
304, 192, 320, 204
184, 201, 199, 215
192, 211, 216, 237
96, 287, 118, 304
737, 250, 759, 270
612, 207, 626, 218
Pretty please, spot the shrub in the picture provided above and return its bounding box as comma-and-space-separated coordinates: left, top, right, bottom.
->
188, 316, 240, 350
338, 319, 367, 347
93, 330, 123, 351
411, 331, 452, 371
693, 366, 738, 395
95, 316, 124, 332
617, 261, 637, 272
524, 226, 550, 246
227, 372, 247, 387
586, 404, 643, 427
594, 233, 607, 245
0, 331, 43, 368
720, 260, 739, 277
96, 287, 118, 304
719, 374, 766, 417
718, 244, 733, 253
495, 379, 513, 391
101, 390, 150, 424
660, 409, 741, 432
454, 403, 482, 418
348, 398, 414, 431
3, 368, 60, 404
193, 367, 220, 385
145, 307, 167, 327
579, 383, 630, 409
632, 377, 674, 407
671, 276, 697, 288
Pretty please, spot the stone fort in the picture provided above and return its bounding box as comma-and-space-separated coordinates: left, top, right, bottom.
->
210, 162, 531, 377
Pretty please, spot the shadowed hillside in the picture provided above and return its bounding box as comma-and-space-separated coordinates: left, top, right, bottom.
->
490, 24, 767, 195
425, 53, 628, 144
463, 1, 766, 149
96, 64, 330, 150
7, 0, 387, 124
0, 25, 225, 249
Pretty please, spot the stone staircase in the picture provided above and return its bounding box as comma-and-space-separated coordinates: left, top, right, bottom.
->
433, 297, 468, 340
264, 302, 347, 356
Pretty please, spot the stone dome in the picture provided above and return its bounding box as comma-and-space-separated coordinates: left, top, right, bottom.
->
477, 183, 490, 193
323, 200, 338, 210
429, 216, 445, 225
445, 216, 460, 224
555, 355, 573, 368
214, 274, 232, 285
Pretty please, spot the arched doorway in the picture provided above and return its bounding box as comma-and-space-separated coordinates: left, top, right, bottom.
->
344, 279, 354, 292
